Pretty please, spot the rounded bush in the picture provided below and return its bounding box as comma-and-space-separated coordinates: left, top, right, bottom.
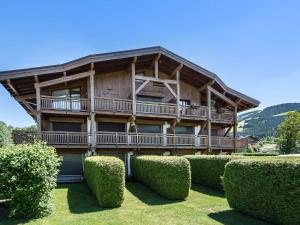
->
184, 155, 242, 190
131, 156, 190, 200
223, 158, 300, 225
0, 142, 61, 218
232, 153, 279, 156
84, 156, 125, 208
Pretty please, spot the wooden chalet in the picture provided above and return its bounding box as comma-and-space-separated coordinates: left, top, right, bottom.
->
0, 46, 259, 177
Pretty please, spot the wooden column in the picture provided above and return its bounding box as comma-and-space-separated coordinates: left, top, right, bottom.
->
176, 70, 181, 121
233, 105, 238, 152
131, 61, 136, 116
36, 86, 41, 139
154, 59, 158, 78
90, 72, 95, 113
207, 87, 211, 151
89, 64, 96, 151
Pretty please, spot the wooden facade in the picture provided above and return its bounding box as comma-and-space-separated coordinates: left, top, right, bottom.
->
0, 47, 259, 176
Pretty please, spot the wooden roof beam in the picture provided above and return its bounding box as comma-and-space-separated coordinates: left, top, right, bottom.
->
170, 64, 183, 79
15, 94, 36, 101
149, 53, 161, 69
198, 80, 215, 92
208, 86, 237, 107
135, 75, 177, 84
7, 80, 19, 95
35, 70, 95, 88
128, 56, 137, 71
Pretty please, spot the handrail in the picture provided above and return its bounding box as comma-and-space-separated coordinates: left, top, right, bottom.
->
40, 96, 90, 112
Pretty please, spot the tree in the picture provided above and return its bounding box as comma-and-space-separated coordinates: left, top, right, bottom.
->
0, 121, 13, 147
277, 111, 300, 154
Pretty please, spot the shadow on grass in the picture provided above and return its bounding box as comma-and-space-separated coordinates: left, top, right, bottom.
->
126, 182, 182, 206
191, 184, 225, 198
208, 210, 272, 225
59, 183, 111, 214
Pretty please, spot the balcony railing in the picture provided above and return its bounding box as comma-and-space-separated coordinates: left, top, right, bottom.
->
40, 96, 90, 112
211, 109, 234, 123
40, 131, 234, 148
39, 96, 234, 123
96, 132, 208, 147
41, 131, 88, 145
95, 97, 132, 113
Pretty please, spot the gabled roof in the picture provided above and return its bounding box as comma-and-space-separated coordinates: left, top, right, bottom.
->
0, 46, 259, 112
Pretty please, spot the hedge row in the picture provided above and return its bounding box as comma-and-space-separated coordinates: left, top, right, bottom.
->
84, 156, 125, 208
0, 142, 61, 218
183, 155, 242, 190
223, 158, 300, 225
131, 156, 190, 200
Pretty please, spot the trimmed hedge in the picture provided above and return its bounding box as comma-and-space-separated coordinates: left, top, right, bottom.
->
0, 142, 61, 218
84, 156, 125, 208
183, 155, 242, 190
232, 152, 279, 156
223, 158, 300, 225
131, 156, 190, 200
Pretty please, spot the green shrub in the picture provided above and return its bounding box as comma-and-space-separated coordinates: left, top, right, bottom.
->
131, 156, 190, 200
183, 155, 242, 190
232, 152, 279, 156
223, 158, 300, 225
84, 156, 125, 208
0, 142, 61, 218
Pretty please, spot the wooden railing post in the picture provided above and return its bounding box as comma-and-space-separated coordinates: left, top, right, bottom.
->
234, 105, 237, 152
176, 70, 181, 121
36, 86, 41, 139
131, 57, 137, 116
207, 87, 212, 151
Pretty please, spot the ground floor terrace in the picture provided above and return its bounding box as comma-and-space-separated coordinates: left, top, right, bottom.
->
0, 182, 270, 225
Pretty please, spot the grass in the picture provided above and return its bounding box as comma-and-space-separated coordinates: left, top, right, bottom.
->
0, 182, 271, 225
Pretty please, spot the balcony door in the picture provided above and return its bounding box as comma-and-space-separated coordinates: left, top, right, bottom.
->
52, 88, 81, 111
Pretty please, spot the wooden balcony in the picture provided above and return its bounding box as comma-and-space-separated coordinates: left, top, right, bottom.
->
39, 96, 234, 123
41, 131, 89, 146
40, 96, 90, 113
40, 131, 234, 149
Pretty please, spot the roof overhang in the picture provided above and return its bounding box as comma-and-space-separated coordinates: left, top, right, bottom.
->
0, 46, 259, 116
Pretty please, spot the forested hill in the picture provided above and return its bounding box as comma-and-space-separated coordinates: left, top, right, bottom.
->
237, 103, 300, 137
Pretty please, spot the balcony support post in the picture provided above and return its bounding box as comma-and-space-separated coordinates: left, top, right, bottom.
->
90, 63, 95, 113
233, 105, 238, 152
36, 86, 41, 139
90, 112, 96, 154
207, 87, 212, 151
131, 57, 137, 117
176, 70, 181, 122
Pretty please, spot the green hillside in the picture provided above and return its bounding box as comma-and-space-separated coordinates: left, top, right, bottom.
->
238, 103, 300, 137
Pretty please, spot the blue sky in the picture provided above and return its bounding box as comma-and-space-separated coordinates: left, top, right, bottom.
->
0, 0, 299, 127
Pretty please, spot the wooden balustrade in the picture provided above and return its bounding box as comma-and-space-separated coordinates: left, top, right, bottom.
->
39, 96, 233, 123
136, 101, 177, 116
180, 105, 208, 118
95, 97, 132, 113
40, 131, 233, 149
211, 109, 234, 122
41, 131, 88, 145
40, 96, 90, 112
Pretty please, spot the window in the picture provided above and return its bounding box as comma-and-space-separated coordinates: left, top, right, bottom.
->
137, 96, 162, 102
52, 122, 82, 132
138, 124, 161, 133
52, 88, 81, 110
98, 122, 126, 132
175, 126, 194, 134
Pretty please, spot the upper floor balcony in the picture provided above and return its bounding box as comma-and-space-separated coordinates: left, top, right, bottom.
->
40, 96, 235, 123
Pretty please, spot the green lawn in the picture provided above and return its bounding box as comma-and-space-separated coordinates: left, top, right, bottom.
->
1, 182, 271, 225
